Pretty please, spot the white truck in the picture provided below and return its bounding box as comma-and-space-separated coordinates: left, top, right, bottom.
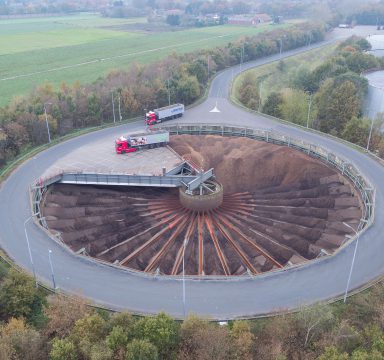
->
146, 103, 184, 125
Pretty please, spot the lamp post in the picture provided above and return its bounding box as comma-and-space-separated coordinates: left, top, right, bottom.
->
278, 38, 283, 59
367, 87, 384, 151
24, 217, 38, 288
342, 222, 360, 303
43, 102, 52, 143
240, 43, 245, 72
48, 249, 57, 290
182, 239, 187, 318
207, 56, 210, 80
111, 91, 116, 123
144, 108, 147, 126
167, 78, 171, 106
306, 93, 313, 128
258, 81, 263, 113
367, 116, 375, 151
118, 94, 122, 121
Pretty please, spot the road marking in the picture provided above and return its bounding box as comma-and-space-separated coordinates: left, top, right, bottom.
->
209, 101, 221, 113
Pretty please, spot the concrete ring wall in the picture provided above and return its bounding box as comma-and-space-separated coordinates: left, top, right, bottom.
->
179, 182, 223, 211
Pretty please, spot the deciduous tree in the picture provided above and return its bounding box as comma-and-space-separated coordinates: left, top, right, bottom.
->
125, 339, 158, 360
0, 269, 45, 325
50, 338, 78, 360
43, 294, 89, 339
135, 312, 178, 360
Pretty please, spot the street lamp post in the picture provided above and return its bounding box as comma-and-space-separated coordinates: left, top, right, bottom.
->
240, 43, 245, 72
307, 93, 313, 128
118, 95, 122, 121
366, 87, 384, 151
48, 249, 57, 290
182, 239, 187, 318
279, 38, 283, 59
111, 91, 116, 123
258, 81, 263, 112
367, 116, 375, 151
43, 102, 52, 143
144, 108, 147, 126
24, 217, 38, 288
342, 222, 360, 303
207, 56, 210, 80
167, 79, 171, 106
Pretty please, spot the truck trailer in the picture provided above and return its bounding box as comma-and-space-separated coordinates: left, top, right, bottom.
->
115, 130, 170, 154
146, 103, 184, 125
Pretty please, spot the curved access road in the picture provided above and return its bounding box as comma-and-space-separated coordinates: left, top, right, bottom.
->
1, 29, 383, 320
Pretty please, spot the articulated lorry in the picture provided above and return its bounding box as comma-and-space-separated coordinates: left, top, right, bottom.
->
146, 103, 184, 125
115, 130, 170, 154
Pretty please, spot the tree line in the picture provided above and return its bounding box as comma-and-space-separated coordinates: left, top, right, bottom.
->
238, 36, 384, 159
346, 3, 384, 26
3, 260, 384, 359
0, 22, 324, 169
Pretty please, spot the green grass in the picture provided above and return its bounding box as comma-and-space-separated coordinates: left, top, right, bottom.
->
233, 42, 338, 101
0, 28, 128, 54
0, 13, 288, 107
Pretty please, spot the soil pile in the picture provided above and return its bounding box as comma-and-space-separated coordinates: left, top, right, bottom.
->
170, 135, 335, 193
42, 135, 362, 276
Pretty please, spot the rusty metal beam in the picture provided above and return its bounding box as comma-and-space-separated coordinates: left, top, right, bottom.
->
210, 212, 258, 274
171, 213, 196, 275
198, 213, 205, 275
217, 212, 283, 268
145, 216, 190, 273
118, 209, 188, 265
137, 205, 183, 218
96, 210, 180, 257
204, 213, 230, 276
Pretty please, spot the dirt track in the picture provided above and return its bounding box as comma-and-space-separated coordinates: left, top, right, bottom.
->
42, 135, 362, 276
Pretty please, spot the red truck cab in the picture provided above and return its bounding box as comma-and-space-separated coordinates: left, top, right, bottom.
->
146, 111, 157, 125
115, 136, 137, 154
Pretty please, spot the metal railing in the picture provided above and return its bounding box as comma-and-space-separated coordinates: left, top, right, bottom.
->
29, 123, 375, 278
159, 123, 375, 233
31, 168, 215, 192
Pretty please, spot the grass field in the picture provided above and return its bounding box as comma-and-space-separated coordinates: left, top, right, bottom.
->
0, 13, 288, 107
232, 43, 338, 102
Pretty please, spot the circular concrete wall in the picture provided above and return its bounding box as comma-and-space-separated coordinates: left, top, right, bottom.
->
179, 182, 224, 211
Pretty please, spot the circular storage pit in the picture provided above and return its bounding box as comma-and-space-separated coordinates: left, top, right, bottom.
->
42, 135, 362, 276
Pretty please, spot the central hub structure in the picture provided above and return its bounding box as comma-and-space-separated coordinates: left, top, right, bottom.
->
179, 181, 223, 211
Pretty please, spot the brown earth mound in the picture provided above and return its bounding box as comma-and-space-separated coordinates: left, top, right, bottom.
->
42, 135, 362, 276
170, 135, 336, 192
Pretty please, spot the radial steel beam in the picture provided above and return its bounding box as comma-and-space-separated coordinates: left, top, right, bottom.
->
120, 210, 188, 266
97, 210, 182, 257
145, 216, 189, 273
218, 212, 283, 268
204, 213, 230, 276
198, 213, 205, 275
171, 213, 196, 275
210, 213, 258, 274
